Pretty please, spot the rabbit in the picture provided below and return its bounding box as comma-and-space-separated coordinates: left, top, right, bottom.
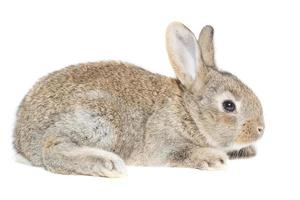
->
13, 22, 264, 178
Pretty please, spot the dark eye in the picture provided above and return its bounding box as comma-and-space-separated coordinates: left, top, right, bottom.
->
222, 100, 236, 112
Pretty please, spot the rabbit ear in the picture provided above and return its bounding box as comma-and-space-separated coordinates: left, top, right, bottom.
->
166, 22, 207, 91
198, 25, 215, 67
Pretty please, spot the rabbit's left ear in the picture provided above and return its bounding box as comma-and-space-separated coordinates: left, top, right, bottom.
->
198, 25, 215, 67
166, 22, 208, 92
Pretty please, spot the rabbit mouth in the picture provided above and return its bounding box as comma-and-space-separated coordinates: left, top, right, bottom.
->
235, 132, 262, 144
234, 122, 264, 145
222, 134, 261, 152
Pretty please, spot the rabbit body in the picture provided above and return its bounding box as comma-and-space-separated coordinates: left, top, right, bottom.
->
14, 22, 264, 177
14, 61, 211, 177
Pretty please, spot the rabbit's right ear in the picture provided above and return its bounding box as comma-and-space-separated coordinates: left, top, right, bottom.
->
166, 22, 207, 92
198, 25, 215, 67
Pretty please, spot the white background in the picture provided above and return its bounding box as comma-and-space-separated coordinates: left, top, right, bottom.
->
0, 0, 299, 199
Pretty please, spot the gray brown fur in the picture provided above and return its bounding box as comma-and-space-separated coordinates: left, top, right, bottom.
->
14, 22, 264, 177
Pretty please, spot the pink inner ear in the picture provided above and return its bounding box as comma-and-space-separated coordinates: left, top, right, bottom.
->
169, 27, 201, 81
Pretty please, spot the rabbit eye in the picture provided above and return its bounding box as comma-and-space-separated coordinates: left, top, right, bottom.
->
222, 100, 236, 112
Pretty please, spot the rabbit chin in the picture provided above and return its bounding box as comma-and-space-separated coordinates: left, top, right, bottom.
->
221, 143, 256, 153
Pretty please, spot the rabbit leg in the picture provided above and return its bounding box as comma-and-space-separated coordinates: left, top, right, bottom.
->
42, 133, 126, 178
227, 145, 256, 159
168, 147, 228, 170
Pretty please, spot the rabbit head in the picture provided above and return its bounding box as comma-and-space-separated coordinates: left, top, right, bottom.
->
166, 22, 264, 150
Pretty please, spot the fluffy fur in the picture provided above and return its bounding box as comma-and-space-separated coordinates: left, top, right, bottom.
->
14, 22, 264, 178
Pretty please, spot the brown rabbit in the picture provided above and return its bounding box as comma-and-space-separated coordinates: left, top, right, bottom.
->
14, 22, 264, 178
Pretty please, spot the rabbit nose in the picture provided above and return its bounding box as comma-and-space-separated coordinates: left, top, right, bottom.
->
257, 126, 264, 135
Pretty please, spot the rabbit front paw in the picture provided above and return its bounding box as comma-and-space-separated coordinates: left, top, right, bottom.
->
195, 151, 228, 170
227, 145, 256, 159
168, 147, 228, 170
187, 148, 228, 170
